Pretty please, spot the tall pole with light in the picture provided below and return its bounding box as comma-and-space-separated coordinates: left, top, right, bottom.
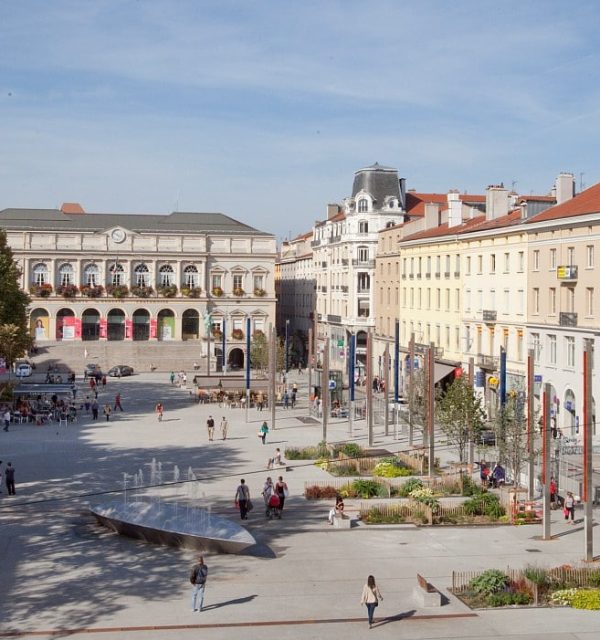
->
284, 319, 290, 374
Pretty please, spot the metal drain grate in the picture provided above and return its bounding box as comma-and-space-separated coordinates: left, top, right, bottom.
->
525, 548, 542, 552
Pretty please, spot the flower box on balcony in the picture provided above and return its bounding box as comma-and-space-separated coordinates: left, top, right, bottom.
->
57, 284, 78, 298
131, 285, 154, 298
80, 284, 104, 298
233, 287, 245, 297
252, 330, 265, 339
253, 288, 266, 297
30, 283, 53, 297
212, 287, 224, 297
232, 329, 244, 340
212, 329, 222, 339
106, 284, 129, 298
181, 286, 202, 298
157, 284, 178, 298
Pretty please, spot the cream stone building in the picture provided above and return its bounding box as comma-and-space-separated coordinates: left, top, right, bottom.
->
525, 178, 599, 441
0, 203, 276, 370
277, 231, 315, 365
312, 164, 405, 376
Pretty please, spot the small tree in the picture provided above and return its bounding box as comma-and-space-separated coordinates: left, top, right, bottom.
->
495, 391, 529, 487
436, 375, 486, 463
250, 332, 269, 373
0, 231, 31, 362
406, 367, 428, 445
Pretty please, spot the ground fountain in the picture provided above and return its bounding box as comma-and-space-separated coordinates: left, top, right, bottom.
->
90, 459, 255, 554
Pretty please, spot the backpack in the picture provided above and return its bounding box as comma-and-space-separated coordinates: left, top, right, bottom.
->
195, 565, 208, 585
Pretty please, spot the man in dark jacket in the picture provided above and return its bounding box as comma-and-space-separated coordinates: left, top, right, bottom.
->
5, 462, 15, 495
190, 556, 208, 612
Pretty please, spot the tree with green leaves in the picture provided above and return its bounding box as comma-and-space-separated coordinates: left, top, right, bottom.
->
436, 374, 486, 463
0, 230, 31, 365
495, 391, 531, 488
250, 332, 269, 373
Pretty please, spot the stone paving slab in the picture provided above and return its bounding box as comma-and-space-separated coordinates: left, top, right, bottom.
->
0, 371, 599, 640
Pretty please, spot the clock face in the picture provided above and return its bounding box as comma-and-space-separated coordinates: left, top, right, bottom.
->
111, 229, 126, 243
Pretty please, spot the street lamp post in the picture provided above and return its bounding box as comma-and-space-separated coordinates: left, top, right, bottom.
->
284, 319, 290, 374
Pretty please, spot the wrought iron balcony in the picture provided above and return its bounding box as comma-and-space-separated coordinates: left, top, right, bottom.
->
310, 239, 321, 247
476, 353, 498, 370
559, 312, 578, 327
482, 310, 497, 323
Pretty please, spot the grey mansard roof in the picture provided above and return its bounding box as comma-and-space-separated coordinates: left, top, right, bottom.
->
351, 162, 401, 206
0, 208, 272, 236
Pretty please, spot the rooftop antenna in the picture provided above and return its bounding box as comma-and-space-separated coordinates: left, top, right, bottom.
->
579, 172, 585, 192
511, 180, 518, 193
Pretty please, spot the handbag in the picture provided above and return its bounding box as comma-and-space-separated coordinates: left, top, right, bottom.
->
563, 507, 569, 518
283, 487, 289, 498
257, 431, 263, 437
247, 499, 254, 512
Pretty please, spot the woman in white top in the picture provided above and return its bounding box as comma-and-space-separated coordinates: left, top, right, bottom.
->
360, 575, 383, 628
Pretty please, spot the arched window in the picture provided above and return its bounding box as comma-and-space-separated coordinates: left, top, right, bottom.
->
358, 220, 369, 234
358, 199, 368, 213
59, 263, 74, 286
109, 263, 125, 286
183, 265, 199, 288
84, 264, 99, 286
159, 264, 174, 286
134, 263, 150, 287
33, 263, 48, 285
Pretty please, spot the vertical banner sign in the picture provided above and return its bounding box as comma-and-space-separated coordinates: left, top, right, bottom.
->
150, 319, 158, 339
125, 319, 133, 339
245, 318, 251, 391
499, 347, 507, 407
99, 318, 108, 339
349, 334, 356, 402
222, 319, 227, 373
74, 318, 82, 339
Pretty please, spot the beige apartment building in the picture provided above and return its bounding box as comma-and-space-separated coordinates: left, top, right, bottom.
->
525, 180, 600, 441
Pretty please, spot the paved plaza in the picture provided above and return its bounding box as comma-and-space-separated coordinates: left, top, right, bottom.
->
0, 371, 599, 640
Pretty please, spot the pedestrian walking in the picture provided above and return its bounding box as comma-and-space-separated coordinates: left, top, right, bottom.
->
103, 404, 112, 421
262, 476, 275, 518
235, 478, 252, 520
3, 408, 10, 432
220, 417, 228, 440
89, 377, 96, 391
283, 390, 289, 409
101, 375, 107, 388
189, 556, 208, 612
5, 462, 15, 495
259, 421, 269, 444
169, 371, 175, 385
291, 389, 297, 408
207, 415, 215, 441
155, 402, 164, 422
550, 477, 558, 510
274, 476, 288, 516
84, 396, 91, 412
83, 369, 88, 382
564, 491, 576, 523
91, 399, 99, 420
114, 393, 123, 411
360, 575, 383, 629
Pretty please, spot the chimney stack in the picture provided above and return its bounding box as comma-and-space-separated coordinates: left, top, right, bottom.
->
61, 202, 85, 215
555, 172, 575, 205
424, 202, 440, 229
327, 203, 340, 219
485, 185, 509, 221
447, 191, 462, 228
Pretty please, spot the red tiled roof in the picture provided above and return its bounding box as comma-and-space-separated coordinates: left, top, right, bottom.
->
517, 195, 555, 203
329, 211, 346, 222
405, 192, 485, 217
527, 181, 600, 223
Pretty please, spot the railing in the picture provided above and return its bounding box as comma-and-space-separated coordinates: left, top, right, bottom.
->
444, 271, 450, 278
340, 285, 348, 293
482, 310, 497, 323
425, 273, 431, 279
329, 235, 341, 244
454, 271, 460, 277
310, 239, 321, 247
352, 259, 376, 268
434, 272, 440, 278
559, 312, 578, 327
341, 258, 349, 266
476, 353, 498, 369
327, 314, 342, 323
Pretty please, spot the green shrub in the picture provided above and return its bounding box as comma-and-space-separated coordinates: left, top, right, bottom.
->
286, 442, 331, 460
463, 492, 505, 518
351, 479, 381, 499
523, 566, 549, 587
373, 462, 412, 478
398, 478, 423, 497
487, 591, 531, 607
588, 571, 600, 588
572, 589, 600, 610
409, 487, 439, 508
461, 475, 480, 496
469, 570, 510, 596
337, 442, 363, 458
364, 507, 406, 524
329, 463, 359, 477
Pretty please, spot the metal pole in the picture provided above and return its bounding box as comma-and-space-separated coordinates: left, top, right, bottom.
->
269, 325, 276, 430
468, 357, 475, 468
384, 344, 390, 437
222, 318, 227, 374
308, 327, 313, 418
408, 332, 415, 446
285, 319, 289, 373
322, 337, 329, 442
542, 382, 552, 541
349, 333, 355, 436
499, 346, 507, 408
527, 348, 535, 500
583, 344, 593, 562
207, 325, 211, 377
394, 320, 400, 439
245, 318, 251, 424
367, 331, 373, 447
428, 343, 435, 476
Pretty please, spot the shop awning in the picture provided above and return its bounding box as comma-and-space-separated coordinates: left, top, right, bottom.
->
434, 363, 456, 384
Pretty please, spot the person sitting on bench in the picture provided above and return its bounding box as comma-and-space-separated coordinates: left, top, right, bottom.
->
328, 495, 345, 524
267, 448, 284, 469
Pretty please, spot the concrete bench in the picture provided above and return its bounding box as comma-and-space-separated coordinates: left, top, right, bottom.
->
413, 573, 442, 607
333, 514, 352, 529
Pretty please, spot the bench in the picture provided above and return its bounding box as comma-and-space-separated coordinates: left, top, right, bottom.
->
413, 573, 442, 607
333, 513, 352, 529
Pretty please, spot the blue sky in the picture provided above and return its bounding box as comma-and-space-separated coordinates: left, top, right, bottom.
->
1, 1, 600, 241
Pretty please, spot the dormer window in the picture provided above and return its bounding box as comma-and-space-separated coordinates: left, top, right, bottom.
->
358, 220, 369, 234
358, 199, 369, 213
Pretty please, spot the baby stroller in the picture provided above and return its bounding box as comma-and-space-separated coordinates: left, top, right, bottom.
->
267, 493, 281, 519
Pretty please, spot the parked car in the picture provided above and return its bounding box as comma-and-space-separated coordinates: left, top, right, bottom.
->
107, 365, 134, 377
85, 363, 101, 376
15, 362, 33, 377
